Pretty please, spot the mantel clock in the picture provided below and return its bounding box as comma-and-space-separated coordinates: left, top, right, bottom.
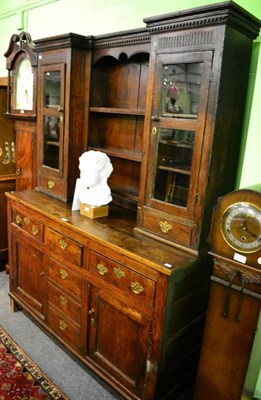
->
4, 31, 37, 119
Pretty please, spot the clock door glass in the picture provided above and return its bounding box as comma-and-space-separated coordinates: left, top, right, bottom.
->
14, 58, 33, 110
222, 203, 261, 253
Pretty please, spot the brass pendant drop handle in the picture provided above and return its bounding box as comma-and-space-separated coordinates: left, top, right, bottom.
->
131, 282, 144, 295
159, 221, 172, 233
96, 263, 108, 276
60, 269, 68, 280
32, 226, 39, 236
113, 267, 125, 278
59, 239, 68, 250
15, 215, 22, 224
59, 320, 67, 331
60, 295, 68, 306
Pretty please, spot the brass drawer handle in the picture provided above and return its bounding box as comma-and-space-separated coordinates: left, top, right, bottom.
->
32, 226, 39, 236
59, 320, 67, 331
24, 217, 30, 225
113, 267, 125, 278
48, 180, 55, 189
96, 263, 108, 276
15, 215, 22, 224
159, 220, 172, 233
59, 239, 68, 250
59, 295, 68, 306
60, 269, 68, 280
131, 282, 144, 295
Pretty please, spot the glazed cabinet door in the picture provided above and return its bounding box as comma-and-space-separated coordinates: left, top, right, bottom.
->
37, 63, 65, 197
87, 286, 152, 398
147, 51, 212, 218
137, 50, 213, 249
10, 232, 46, 320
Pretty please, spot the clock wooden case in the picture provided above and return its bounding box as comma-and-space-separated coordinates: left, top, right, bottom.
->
5, 31, 37, 119
194, 189, 261, 400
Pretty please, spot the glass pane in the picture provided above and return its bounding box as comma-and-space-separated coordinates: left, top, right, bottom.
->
43, 116, 60, 169
153, 128, 195, 207
162, 63, 203, 118
44, 71, 61, 108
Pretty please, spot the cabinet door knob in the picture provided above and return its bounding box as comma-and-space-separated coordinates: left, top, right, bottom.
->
151, 115, 160, 122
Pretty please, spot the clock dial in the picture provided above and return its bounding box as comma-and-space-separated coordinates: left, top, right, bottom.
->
221, 203, 261, 253
14, 57, 34, 110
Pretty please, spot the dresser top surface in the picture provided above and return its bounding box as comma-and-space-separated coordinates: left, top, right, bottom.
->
6, 189, 202, 275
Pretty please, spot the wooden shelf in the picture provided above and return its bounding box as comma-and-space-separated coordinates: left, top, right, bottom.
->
158, 164, 191, 175
90, 107, 145, 116
88, 146, 142, 162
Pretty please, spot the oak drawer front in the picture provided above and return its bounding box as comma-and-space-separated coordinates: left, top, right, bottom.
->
12, 207, 44, 242
48, 282, 81, 325
48, 306, 81, 350
45, 227, 83, 267
143, 212, 192, 246
90, 252, 156, 307
48, 257, 82, 300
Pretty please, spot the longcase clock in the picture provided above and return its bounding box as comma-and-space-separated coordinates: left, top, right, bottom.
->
194, 189, 261, 400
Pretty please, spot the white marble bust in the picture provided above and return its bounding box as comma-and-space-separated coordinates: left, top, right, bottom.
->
72, 150, 113, 209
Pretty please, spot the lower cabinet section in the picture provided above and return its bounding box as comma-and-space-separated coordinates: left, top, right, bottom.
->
6, 190, 212, 400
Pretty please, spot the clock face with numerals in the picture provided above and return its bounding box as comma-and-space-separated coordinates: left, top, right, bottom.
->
14, 57, 34, 111
221, 202, 261, 253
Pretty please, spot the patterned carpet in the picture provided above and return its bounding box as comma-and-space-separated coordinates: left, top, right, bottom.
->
0, 326, 69, 400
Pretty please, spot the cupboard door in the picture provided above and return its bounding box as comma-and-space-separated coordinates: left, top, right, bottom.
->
11, 233, 46, 319
87, 286, 152, 398
146, 51, 213, 220
37, 63, 65, 198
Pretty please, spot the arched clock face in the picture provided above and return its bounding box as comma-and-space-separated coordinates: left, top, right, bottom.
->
221, 202, 261, 253
14, 57, 34, 111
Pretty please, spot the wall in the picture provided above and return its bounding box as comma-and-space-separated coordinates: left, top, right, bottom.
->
0, 0, 260, 396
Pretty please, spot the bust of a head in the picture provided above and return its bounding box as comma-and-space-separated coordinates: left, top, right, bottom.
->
78, 150, 113, 207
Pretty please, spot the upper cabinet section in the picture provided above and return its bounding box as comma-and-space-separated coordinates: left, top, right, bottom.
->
34, 33, 92, 202
88, 29, 150, 210
136, 1, 260, 253
5, 32, 37, 119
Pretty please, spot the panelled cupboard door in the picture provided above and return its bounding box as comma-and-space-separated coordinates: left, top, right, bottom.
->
145, 51, 213, 220
87, 286, 152, 398
10, 233, 46, 319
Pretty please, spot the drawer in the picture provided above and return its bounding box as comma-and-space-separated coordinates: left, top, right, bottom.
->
45, 227, 83, 267
90, 251, 156, 307
48, 282, 81, 325
12, 206, 44, 242
143, 211, 192, 246
48, 305, 81, 351
48, 257, 83, 300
